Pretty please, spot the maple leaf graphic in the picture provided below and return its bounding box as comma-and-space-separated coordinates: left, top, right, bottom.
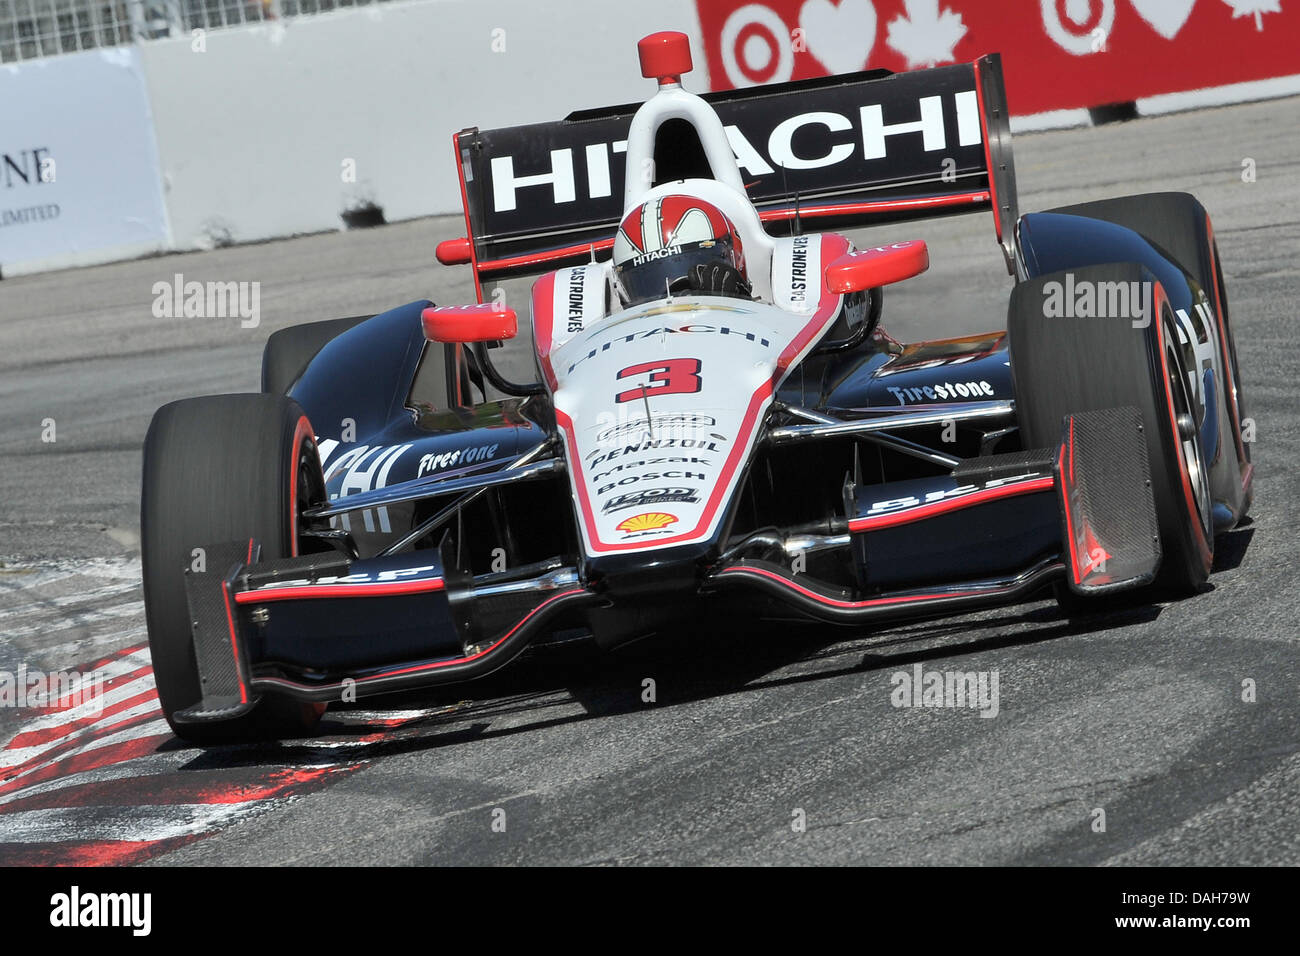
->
1222, 0, 1282, 30
886, 0, 967, 68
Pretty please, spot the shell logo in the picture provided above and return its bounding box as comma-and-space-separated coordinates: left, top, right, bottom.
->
616, 512, 678, 533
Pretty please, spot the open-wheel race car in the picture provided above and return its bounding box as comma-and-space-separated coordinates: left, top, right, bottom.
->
141, 32, 1253, 742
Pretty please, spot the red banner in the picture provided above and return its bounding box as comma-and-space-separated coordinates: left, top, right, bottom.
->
693, 0, 1300, 114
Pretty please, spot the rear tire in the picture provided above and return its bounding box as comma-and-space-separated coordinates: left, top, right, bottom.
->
1009, 262, 1214, 599
141, 394, 327, 743
261, 315, 373, 394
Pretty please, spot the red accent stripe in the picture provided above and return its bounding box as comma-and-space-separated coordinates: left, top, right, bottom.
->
255, 587, 586, 693
849, 476, 1055, 532
530, 271, 559, 391
234, 578, 446, 604
288, 416, 313, 558
1067, 417, 1080, 580
721, 564, 1016, 610
776, 234, 854, 371
474, 194, 990, 276
756, 191, 989, 224
452, 131, 484, 303
1058, 439, 1082, 586
484, 238, 615, 274
220, 578, 248, 705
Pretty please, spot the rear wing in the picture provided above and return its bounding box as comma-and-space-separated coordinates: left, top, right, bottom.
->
442, 54, 1018, 297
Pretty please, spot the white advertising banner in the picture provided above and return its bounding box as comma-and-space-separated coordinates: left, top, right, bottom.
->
0, 47, 169, 274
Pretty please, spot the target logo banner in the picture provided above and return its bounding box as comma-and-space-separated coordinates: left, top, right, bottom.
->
694, 0, 1300, 114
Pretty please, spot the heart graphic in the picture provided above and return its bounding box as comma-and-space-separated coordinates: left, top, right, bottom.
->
799, 0, 877, 75
1129, 0, 1198, 39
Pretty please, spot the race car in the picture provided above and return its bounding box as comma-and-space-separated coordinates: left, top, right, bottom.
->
141, 32, 1253, 742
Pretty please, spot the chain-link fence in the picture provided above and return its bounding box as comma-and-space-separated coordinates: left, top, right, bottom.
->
0, 0, 403, 63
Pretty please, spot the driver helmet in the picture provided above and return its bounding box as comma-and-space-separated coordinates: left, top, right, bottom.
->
612, 196, 749, 307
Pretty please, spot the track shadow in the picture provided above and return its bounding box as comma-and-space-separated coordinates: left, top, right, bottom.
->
1212, 520, 1254, 573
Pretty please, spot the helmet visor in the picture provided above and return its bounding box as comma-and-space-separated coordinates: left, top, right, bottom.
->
614, 238, 738, 307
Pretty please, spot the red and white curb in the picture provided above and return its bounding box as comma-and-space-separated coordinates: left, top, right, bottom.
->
0, 642, 445, 866
0, 557, 461, 865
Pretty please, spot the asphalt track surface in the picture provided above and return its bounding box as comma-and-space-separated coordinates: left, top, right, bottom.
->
0, 96, 1297, 866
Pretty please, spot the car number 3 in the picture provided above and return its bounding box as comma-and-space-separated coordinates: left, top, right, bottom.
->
614, 359, 703, 403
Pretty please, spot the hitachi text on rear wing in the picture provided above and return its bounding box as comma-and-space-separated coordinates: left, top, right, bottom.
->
437, 55, 1018, 296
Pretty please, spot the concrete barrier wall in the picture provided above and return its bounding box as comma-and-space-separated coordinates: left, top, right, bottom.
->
5, 0, 1300, 274
0, 48, 171, 276
138, 0, 705, 252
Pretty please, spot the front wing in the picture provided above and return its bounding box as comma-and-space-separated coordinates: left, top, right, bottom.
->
176, 408, 1158, 722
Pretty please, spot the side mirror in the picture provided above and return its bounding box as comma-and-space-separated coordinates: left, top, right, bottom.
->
825, 240, 929, 294
421, 303, 517, 343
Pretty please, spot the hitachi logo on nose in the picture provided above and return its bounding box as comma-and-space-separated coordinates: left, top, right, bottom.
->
489, 92, 980, 212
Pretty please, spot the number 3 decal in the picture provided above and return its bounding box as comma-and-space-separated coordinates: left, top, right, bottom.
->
615, 359, 702, 403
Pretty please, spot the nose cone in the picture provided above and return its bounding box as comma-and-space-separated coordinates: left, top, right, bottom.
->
638, 31, 693, 85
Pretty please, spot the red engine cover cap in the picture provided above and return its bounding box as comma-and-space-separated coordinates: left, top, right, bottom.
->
638, 31, 692, 84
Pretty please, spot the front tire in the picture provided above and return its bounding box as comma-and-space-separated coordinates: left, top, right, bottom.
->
1009, 262, 1214, 598
1044, 192, 1251, 522
141, 393, 327, 742
261, 315, 372, 394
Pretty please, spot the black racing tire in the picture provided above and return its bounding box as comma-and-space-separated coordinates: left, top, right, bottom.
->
1044, 191, 1251, 520
1044, 193, 1213, 294
141, 393, 328, 743
1009, 262, 1214, 598
261, 315, 373, 394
